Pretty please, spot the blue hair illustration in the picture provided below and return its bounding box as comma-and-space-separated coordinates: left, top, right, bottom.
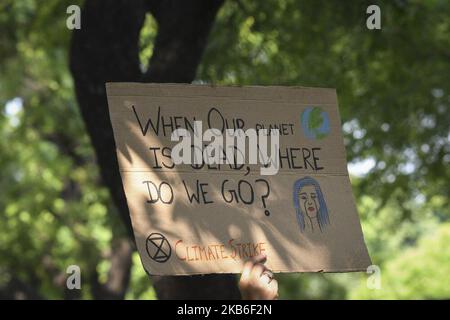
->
293, 177, 330, 232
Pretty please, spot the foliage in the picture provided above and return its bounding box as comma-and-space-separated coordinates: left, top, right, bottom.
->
199, 0, 450, 299
0, 0, 152, 299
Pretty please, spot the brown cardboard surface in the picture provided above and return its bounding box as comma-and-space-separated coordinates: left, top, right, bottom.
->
106, 83, 371, 275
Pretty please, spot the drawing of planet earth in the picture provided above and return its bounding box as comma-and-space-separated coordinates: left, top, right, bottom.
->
300, 107, 330, 140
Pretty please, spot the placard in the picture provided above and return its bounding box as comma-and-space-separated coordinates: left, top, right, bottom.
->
106, 83, 371, 275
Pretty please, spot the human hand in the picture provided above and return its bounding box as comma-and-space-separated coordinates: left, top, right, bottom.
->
239, 254, 278, 300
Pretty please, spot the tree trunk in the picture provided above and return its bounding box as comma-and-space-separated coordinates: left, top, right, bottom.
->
70, 0, 241, 299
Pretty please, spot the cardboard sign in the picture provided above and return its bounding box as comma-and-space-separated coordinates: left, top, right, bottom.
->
106, 83, 371, 275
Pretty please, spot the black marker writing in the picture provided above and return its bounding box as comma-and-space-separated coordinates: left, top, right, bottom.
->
143, 180, 174, 204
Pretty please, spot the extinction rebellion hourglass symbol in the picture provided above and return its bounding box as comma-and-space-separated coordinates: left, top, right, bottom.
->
146, 233, 172, 263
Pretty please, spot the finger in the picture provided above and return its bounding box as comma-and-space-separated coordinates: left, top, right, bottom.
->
251, 253, 267, 265
260, 269, 274, 282
250, 263, 266, 280
241, 254, 267, 283
259, 273, 272, 285
240, 261, 258, 291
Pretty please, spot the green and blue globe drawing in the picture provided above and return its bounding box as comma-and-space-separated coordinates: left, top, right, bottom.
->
300, 107, 330, 140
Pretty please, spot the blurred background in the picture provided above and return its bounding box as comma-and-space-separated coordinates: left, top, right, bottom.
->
0, 0, 449, 299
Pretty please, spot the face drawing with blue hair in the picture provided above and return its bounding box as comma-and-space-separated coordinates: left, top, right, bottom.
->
293, 177, 330, 233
